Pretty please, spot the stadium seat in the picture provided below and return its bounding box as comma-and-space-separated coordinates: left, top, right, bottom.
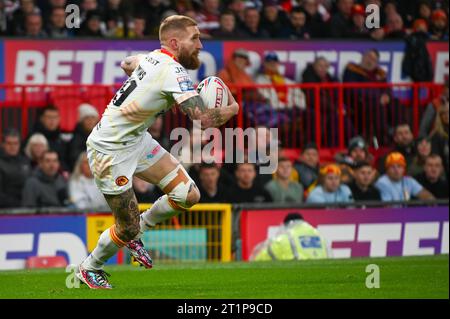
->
25, 256, 68, 269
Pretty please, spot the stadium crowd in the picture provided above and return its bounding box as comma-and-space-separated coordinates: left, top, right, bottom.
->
0, 0, 448, 210
0, 77, 448, 209
0, 0, 448, 40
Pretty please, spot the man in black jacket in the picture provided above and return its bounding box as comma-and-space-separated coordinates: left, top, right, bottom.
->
21, 150, 68, 208
25, 105, 70, 171
0, 129, 31, 208
414, 154, 449, 199
227, 163, 272, 204
347, 161, 381, 201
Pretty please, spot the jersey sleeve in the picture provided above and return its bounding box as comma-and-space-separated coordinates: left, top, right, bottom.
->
162, 64, 199, 104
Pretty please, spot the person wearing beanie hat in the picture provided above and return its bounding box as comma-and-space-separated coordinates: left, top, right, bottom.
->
68, 103, 100, 170
374, 152, 434, 202
306, 164, 354, 204
335, 136, 375, 184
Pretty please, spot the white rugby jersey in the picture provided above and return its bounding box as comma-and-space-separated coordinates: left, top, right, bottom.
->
88, 49, 198, 152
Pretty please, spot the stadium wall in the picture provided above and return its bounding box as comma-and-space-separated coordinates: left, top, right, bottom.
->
0, 204, 447, 270
0, 39, 447, 85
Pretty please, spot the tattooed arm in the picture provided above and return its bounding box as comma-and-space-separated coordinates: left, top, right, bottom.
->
179, 87, 239, 129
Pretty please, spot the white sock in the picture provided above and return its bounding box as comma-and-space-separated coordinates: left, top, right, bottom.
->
82, 227, 122, 271
136, 195, 183, 239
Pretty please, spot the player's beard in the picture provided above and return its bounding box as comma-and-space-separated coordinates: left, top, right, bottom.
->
178, 48, 200, 70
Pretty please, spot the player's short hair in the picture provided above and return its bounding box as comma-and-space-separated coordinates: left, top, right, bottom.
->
159, 15, 197, 42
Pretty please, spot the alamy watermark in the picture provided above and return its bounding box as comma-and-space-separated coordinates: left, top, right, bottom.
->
170, 121, 279, 175
365, 4, 381, 29
65, 4, 80, 29
365, 264, 380, 289
65, 264, 80, 289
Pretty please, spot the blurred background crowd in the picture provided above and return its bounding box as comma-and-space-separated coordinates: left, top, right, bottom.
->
0, 0, 448, 40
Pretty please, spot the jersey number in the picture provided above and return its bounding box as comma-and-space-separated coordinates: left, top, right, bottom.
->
112, 79, 137, 107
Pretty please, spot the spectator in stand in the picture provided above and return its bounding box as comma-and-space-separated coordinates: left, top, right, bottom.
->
24, 133, 49, 169
265, 157, 304, 203
132, 176, 160, 203
414, 154, 449, 199
384, 12, 408, 39
79, 0, 102, 24
430, 100, 449, 179
408, 136, 432, 176
306, 164, 354, 204
77, 9, 104, 37
173, 0, 194, 16
347, 161, 381, 201
281, 6, 310, 39
416, 1, 432, 23
238, 7, 270, 38
227, 163, 273, 203
46, 6, 72, 38
197, 163, 229, 203
24, 12, 47, 37
402, 18, 433, 83
378, 123, 417, 174
9, 0, 40, 36
255, 51, 306, 111
38, 0, 66, 23
348, 4, 370, 38
343, 49, 392, 143
68, 103, 99, 170
375, 152, 435, 202
26, 106, 69, 171
302, 56, 339, 146
22, 150, 69, 208
329, 0, 354, 38
419, 79, 448, 138
138, 0, 172, 38
302, 0, 328, 38
227, 0, 246, 29
0, 0, 8, 36
0, 129, 31, 208
293, 142, 320, 195
69, 152, 108, 210
260, 0, 290, 38
128, 14, 147, 39
429, 9, 448, 40
195, 0, 221, 36
210, 10, 246, 39
103, 0, 131, 38
335, 136, 375, 184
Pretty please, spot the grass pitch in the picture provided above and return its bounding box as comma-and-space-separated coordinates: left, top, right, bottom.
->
0, 255, 447, 299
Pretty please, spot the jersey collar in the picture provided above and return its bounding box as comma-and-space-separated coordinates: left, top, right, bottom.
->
160, 48, 178, 62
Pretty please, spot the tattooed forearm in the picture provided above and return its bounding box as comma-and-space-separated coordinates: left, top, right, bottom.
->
206, 108, 225, 127
104, 188, 140, 241
179, 95, 207, 119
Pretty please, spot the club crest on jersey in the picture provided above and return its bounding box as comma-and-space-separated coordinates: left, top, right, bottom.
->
177, 76, 194, 92
115, 176, 129, 186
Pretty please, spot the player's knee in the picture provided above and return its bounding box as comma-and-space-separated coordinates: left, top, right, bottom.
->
185, 184, 201, 208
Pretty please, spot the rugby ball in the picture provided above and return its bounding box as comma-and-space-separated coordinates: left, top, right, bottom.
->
196, 76, 228, 109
